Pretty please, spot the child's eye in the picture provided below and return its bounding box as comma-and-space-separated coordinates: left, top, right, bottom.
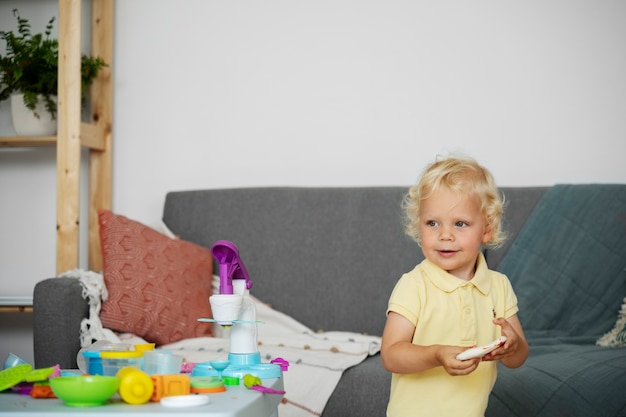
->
426, 220, 439, 227
455, 221, 468, 227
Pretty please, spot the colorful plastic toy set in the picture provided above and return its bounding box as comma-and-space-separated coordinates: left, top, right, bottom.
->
0, 359, 60, 398
1, 352, 287, 408
0, 240, 288, 409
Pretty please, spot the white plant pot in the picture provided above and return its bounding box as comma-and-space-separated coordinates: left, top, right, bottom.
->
10, 93, 57, 136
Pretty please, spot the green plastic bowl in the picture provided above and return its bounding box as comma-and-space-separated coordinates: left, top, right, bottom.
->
50, 375, 119, 407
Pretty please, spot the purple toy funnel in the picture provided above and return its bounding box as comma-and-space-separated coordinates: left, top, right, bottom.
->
210, 240, 252, 295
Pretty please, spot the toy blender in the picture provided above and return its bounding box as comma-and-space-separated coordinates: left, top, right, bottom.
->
194, 240, 287, 384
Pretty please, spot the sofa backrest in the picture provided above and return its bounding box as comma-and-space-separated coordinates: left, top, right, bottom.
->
487, 187, 547, 269
163, 186, 547, 336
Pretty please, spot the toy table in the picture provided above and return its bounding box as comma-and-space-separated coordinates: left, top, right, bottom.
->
0, 376, 283, 417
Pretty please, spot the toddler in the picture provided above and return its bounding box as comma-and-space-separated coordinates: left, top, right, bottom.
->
381, 155, 529, 417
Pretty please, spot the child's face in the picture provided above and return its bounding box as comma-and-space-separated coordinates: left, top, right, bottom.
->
418, 188, 493, 281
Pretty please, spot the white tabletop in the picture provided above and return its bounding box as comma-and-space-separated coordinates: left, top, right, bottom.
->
0, 377, 283, 417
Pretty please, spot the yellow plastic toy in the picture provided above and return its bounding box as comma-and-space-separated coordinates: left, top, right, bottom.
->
116, 367, 154, 405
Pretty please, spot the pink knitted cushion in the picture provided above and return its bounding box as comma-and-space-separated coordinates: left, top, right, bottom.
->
98, 210, 213, 345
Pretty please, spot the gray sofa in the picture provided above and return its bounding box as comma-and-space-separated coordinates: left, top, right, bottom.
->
34, 185, 626, 417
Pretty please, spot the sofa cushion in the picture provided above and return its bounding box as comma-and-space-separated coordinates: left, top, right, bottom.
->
323, 355, 390, 417
487, 343, 626, 417
497, 184, 626, 338
98, 210, 213, 345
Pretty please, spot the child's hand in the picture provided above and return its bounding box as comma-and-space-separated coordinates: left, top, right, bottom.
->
437, 346, 481, 376
482, 318, 519, 361
483, 316, 529, 368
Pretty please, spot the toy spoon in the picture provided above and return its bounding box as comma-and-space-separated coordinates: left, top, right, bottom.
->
243, 374, 285, 395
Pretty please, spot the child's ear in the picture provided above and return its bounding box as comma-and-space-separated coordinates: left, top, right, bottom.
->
482, 226, 494, 244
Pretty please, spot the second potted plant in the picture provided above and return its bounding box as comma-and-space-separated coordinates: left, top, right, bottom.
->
0, 9, 107, 136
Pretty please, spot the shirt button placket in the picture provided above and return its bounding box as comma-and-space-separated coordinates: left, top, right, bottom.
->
460, 285, 477, 344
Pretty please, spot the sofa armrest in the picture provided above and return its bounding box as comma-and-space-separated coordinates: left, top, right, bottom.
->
33, 277, 89, 369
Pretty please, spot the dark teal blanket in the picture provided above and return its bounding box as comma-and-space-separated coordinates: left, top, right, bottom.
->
487, 184, 626, 417
498, 184, 626, 339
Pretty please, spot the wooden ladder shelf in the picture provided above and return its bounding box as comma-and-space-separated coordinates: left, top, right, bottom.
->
0, 0, 114, 274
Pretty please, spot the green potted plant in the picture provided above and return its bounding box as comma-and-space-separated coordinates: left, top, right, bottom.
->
0, 9, 107, 135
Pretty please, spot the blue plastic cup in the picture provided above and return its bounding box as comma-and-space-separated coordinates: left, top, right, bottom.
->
3, 353, 27, 369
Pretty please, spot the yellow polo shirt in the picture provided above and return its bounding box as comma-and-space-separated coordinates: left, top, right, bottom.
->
386, 253, 518, 417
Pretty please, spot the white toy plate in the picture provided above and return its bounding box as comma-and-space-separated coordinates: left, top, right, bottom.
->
456, 336, 507, 361
161, 394, 210, 408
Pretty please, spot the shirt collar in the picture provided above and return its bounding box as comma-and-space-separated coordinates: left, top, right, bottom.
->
421, 252, 492, 295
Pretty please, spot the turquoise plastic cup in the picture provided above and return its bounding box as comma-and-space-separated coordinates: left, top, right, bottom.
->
3, 353, 27, 370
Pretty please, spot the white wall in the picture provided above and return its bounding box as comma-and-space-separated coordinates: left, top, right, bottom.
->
113, 0, 626, 226
1, 0, 625, 301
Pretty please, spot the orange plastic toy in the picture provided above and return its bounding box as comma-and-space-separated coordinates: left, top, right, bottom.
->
150, 374, 190, 402
30, 384, 56, 399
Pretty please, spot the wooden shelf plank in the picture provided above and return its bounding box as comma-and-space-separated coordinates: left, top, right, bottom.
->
0, 306, 33, 313
0, 297, 33, 313
80, 122, 106, 150
0, 125, 105, 150
0, 137, 57, 147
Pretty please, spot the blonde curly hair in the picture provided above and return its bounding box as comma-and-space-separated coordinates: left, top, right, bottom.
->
403, 155, 506, 249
